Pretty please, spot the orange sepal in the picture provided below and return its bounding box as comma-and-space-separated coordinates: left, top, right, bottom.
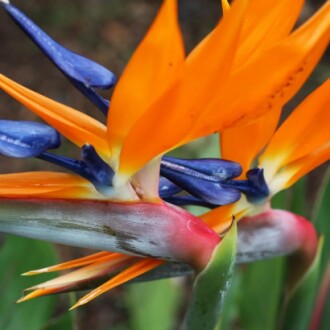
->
234, 0, 304, 70
0, 171, 102, 199
201, 198, 252, 234
221, 0, 230, 14
70, 259, 164, 309
189, 0, 330, 140
23, 251, 115, 275
107, 0, 184, 163
18, 254, 134, 303
259, 79, 330, 182
17, 287, 62, 303
117, 0, 248, 178
283, 145, 330, 189
270, 144, 330, 195
0, 74, 110, 159
221, 107, 281, 177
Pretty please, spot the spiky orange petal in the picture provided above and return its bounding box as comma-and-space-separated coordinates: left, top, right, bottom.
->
201, 198, 252, 233
23, 251, 113, 275
70, 259, 163, 309
107, 0, 184, 165
260, 79, 330, 182
234, 0, 304, 70
221, 0, 230, 14
18, 255, 134, 303
0, 74, 110, 159
0, 172, 102, 199
220, 107, 281, 177
189, 0, 330, 139
117, 0, 248, 178
269, 144, 330, 195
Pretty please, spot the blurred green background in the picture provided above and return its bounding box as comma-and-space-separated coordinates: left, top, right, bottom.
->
0, 1, 329, 329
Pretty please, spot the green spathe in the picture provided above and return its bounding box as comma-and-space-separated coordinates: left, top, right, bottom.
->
183, 221, 237, 330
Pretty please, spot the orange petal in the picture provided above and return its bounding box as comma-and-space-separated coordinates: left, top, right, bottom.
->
117, 0, 248, 179
23, 251, 113, 275
201, 198, 252, 233
0, 171, 102, 199
70, 259, 163, 309
221, 0, 230, 14
234, 0, 304, 71
107, 0, 184, 164
189, 0, 330, 140
17, 287, 61, 303
269, 144, 330, 195
18, 254, 134, 303
260, 79, 330, 182
220, 107, 281, 177
0, 74, 110, 159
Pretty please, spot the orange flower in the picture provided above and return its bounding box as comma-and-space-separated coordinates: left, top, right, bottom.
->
0, 0, 329, 308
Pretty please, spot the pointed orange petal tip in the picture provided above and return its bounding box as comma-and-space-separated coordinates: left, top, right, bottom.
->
117, 0, 249, 178
221, 0, 230, 14
21, 251, 114, 275
107, 0, 184, 161
0, 74, 110, 157
17, 288, 58, 303
68, 259, 163, 309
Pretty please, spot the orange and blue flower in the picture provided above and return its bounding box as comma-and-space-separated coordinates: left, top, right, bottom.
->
0, 0, 329, 309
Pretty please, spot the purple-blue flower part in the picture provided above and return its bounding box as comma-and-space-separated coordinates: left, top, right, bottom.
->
1, 1, 115, 115
82, 144, 114, 186
159, 176, 182, 198
222, 168, 269, 204
0, 120, 60, 158
160, 158, 242, 205
163, 194, 217, 208
162, 156, 242, 180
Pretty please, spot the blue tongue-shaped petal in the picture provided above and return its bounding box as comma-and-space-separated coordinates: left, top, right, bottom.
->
159, 176, 182, 198
163, 194, 218, 208
160, 160, 241, 206
162, 156, 242, 180
0, 120, 60, 157
82, 145, 114, 186
2, 2, 115, 114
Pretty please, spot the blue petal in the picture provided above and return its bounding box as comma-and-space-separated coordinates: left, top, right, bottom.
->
245, 168, 269, 203
82, 145, 114, 186
159, 176, 182, 198
0, 120, 60, 158
222, 168, 269, 204
38, 152, 92, 180
161, 161, 241, 206
162, 156, 242, 180
2, 3, 115, 114
163, 195, 217, 208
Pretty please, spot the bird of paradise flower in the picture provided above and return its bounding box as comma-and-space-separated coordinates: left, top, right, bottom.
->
0, 0, 329, 317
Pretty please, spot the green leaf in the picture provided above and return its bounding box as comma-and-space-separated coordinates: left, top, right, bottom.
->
125, 278, 183, 330
43, 311, 75, 330
183, 221, 237, 330
216, 270, 242, 330
0, 235, 60, 330
290, 177, 307, 216
238, 257, 285, 330
311, 167, 330, 329
313, 167, 330, 274
282, 237, 324, 330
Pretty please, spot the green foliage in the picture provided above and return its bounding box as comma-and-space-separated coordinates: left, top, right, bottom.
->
238, 258, 285, 330
312, 168, 330, 329
183, 221, 237, 330
125, 279, 183, 330
0, 236, 59, 330
282, 238, 323, 330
